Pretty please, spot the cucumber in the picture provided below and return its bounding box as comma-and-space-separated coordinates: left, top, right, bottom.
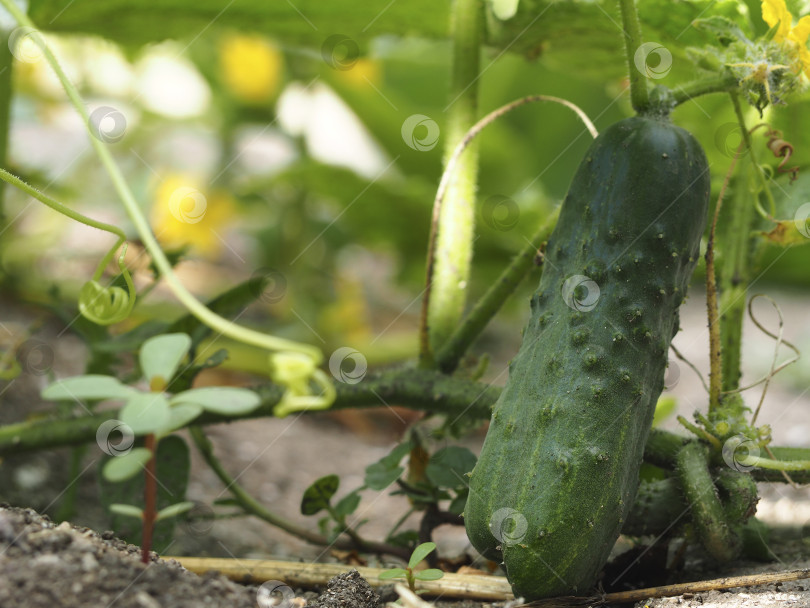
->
464, 115, 710, 599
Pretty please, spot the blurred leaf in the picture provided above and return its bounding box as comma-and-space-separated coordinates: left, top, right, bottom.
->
425, 446, 476, 489
170, 387, 260, 415
109, 503, 144, 519
333, 491, 361, 518
155, 501, 196, 521
378, 568, 408, 580
414, 568, 444, 581
301, 474, 339, 515
408, 541, 436, 568
120, 393, 171, 435
102, 448, 152, 482
163, 402, 204, 434
42, 375, 136, 401
365, 441, 412, 490
140, 333, 191, 385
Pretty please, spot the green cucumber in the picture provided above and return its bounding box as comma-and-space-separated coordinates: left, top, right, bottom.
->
464, 115, 710, 599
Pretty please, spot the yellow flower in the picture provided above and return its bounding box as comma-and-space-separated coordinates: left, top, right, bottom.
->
151, 175, 236, 257
219, 34, 283, 103
762, 0, 810, 77
336, 58, 382, 88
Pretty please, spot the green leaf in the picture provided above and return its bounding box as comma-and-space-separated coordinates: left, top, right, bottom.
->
378, 568, 408, 580
300, 474, 339, 516
365, 462, 404, 491
414, 569, 444, 581
333, 491, 361, 518
163, 402, 204, 434
140, 333, 191, 385
120, 393, 171, 435
408, 541, 436, 569
169, 387, 260, 415
155, 501, 195, 521
425, 446, 476, 489
42, 375, 136, 401
653, 396, 677, 427
109, 503, 144, 520
102, 447, 152, 482
364, 441, 412, 490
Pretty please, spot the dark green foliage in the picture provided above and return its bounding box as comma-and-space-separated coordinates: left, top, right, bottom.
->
465, 116, 710, 599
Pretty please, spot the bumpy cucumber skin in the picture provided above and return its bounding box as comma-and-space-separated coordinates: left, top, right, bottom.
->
465, 116, 710, 599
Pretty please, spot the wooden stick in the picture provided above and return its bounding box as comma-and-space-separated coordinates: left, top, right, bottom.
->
528, 568, 810, 607
164, 557, 514, 601
165, 557, 810, 606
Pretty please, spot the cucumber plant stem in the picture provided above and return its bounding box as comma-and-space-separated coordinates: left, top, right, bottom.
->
437, 206, 560, 372
0, 31, 12, 222
420, 0, 482, 366
618, 0, 649, 113
671, 73, 739, 106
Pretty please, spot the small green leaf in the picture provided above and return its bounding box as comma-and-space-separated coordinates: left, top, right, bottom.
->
426, 446, 476, 489
333, 491, 361, 518
300, 474, 339, 516
120, 393, 171, 435
365, 463, 403, 491
365, 441, 412, 490
408, 541, 436, 569
140, 333, 191, 385
42, 375, 136, 401
163, 402, 204, 433
170, 387, 260, 415
414, 568, 444, 581
109, 503, 144, 520
103, 448, 152, 482
155, 501, 195, 521
378, 568, 408, 580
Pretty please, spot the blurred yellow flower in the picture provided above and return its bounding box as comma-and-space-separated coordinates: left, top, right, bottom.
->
151, 175, 236, 257
337, 57, 382, 88
762, 0, 810, 77
219, 34, 282, 102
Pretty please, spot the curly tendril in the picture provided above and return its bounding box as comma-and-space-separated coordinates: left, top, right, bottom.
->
79, 244, 136, 325
268, 352, 336, 418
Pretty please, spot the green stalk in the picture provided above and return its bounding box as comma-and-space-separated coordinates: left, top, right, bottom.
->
0, 1, 321, 365
0, 30, 12, 222
436, 206, 559, 372
618, 0, 649, 113
717, 95, 764, 393
671, 73, 739, 107
422, 0, 482, 365
676, 442, 740, 562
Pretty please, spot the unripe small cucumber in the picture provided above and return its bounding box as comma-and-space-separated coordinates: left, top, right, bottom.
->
464, 115, 710, 599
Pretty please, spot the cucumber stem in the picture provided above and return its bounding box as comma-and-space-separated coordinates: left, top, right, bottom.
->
705, 110, 745, 413
671, 73, 739, 107
676, 442, 740, 562
618, 0, 649, 113
0, 30, 11, 223
420, 0, 483, 366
